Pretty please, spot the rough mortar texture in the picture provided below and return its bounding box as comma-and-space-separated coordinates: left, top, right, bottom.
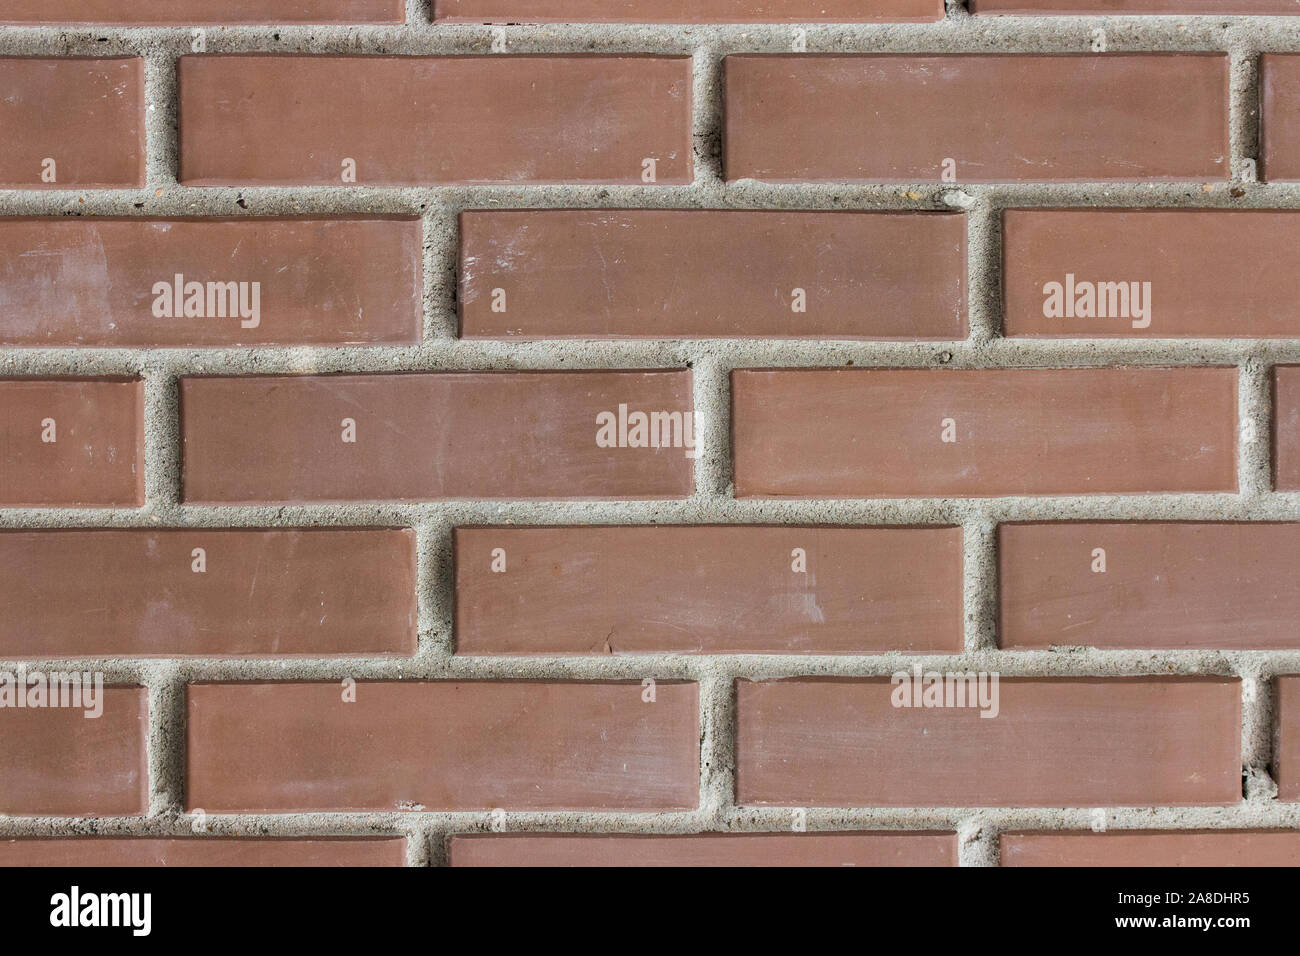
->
3, 0, 1300, 866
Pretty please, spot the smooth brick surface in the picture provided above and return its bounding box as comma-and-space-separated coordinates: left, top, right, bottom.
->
0, 218, 422, 347
736, 678, 1242, 807
0, 529, 415, 658
186, 681, 700, 812
459, 210, 966, 340
455, 525, 963, 655
1275, 676, 1300, 801
1273, 366, 1300, 491
732, 368, 1237, 498
178, 56, 692, 186
0, 837, 406, 866
971, 1, 1299, 11
999, 523, 1300, 650
179, 371, 694, 503
0, 687, 147, 816
449, 832, 958, 866
1003, 210, 1300, 338
1, 1, 404, 23
0, 58, 144, 189
434, 1, 943, 22
0, 379, 144, 507
723, 54, 1229, 183
1001, 831, 1300, 867
1263, 56, 1300, 182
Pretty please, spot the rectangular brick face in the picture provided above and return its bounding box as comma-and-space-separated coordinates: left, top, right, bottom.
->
459, 211, 966, 340
1000, 831, 1300, 867
2, 1, 405, 23
0, 838, 406, 867
1003, 210, 1300, 338
180, 371, 693, 503
449, 832, 957, 866
732, 368, 1237, 498
736, 678, 1241, 807
970, 1, 1298, 11
0, 529, 416, 658
0, 58, 144, 189
999, 523, 1300, 651
0, 379, 144, 507
0, 218, 422, 347
455, 526, 963, 655
186, 681, 700, 811
433, 1, 943, 22
1274, 676, 1300, 801
177, 56, 692, 186
723, 55, 1228, 183
1262, 55, 1300, 182
0, 687, 147, 816
1273, 366, 1300, 491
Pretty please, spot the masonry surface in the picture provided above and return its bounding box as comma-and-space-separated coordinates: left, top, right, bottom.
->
4, 0, 1300, 867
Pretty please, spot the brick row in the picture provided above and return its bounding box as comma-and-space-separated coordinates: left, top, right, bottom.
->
0, 838, 406, 866
3, 1, 404, 23
433, 1, 943, 22
970, 1, 1299, 11
1000, 831, 1300, 867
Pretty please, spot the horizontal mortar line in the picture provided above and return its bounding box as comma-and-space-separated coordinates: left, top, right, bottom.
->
10, 494, 1300, 525
1, 341, 1298, 372
2, 650, 1297, 680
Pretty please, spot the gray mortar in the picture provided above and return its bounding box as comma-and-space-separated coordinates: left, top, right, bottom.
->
4, 3, 1300, 865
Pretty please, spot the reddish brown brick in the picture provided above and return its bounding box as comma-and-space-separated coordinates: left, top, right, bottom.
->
0, 379, 144, 507
723, 55, 1228, 184
971, 1, 1297, 11
2, 1, 404, 23
459, 210, 966, 340
179, 371, 694, 503
1003, 210, 1300, 338
1001, 831, 1300, 867
1274, 676, 1300, 801
0, 686, 147, 816
186, 681, 700, 812
0, 218, 422, 347
454, 525, 963, 655
449, 832, 957, 866
0, 837, 406, 866
0, 529, 415, 658
0, 58, 144, 189
1264, 56, 1300, 183
178, 56, 692, 186
732, 368, 1237, 498
736, 678, 1241, 807
434, 0, 942, 22
1273, 366, 1300, 491
999, 523, 1300, 651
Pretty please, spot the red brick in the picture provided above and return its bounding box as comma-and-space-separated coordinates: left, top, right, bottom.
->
1272, 366, 1300, 491
178, 56, 692, 186
186, 681, 700, 812
735, 678, 1241, 807
723, 54, 1228, 184
2, 1, 404, 23
459, 210, 966, 340
1273, 676, 1300, 801
0, 837, 406, 866
0, 58, 144, 189
1003, 210, 1300, 338
0, 379, 144, 507
0, 686, 147, 816
731, 368, 1237, 498
0, 529, 415, 658
434, 0, 942, 22
971, 1, 1297, 11
999, 523, 1300, 650
449, 832, 957, 866
179, 371, 694, 503
0, 218, 422, 347
1001, 831, 1300, 867
1264, 56, 1300, 183
454, 525, 963, 655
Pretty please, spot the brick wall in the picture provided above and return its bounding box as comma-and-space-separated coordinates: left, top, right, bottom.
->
3, 1, 1300, 868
